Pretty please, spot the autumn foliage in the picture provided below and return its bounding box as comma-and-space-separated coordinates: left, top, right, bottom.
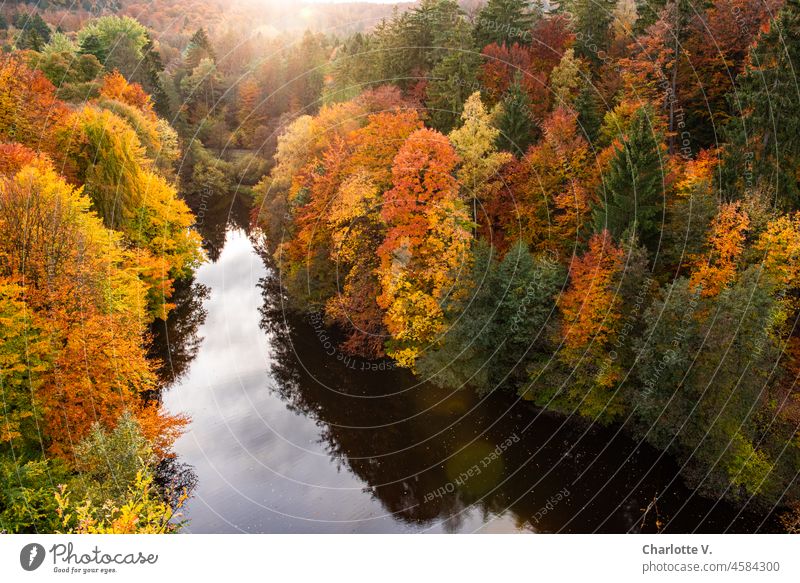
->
690, 202, 750, 297
378, 129, 472, 366
0, 163, 182, 458
0, 52, 199, 533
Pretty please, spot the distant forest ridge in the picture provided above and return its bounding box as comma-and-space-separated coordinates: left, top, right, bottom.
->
1, 0, 430, 36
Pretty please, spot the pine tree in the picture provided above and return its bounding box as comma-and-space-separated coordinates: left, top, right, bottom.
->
473, 0, 539, 48
593, 105, 665, 250
728, 0, 800, 207
555, 0, 616, 67
425, 49, 481, 132
495, 74, 538, 155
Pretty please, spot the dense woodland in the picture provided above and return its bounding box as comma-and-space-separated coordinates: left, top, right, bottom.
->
1, 0, 800, 533
253, 0, 800, 530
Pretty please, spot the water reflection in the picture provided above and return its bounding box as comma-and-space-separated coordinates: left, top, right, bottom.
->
150, 188, 252, 520
150, 189, 252, 385
185, 187, 252, 263
149, 277, 210, 386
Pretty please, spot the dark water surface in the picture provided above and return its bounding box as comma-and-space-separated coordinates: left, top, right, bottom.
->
152, 193, 778, 533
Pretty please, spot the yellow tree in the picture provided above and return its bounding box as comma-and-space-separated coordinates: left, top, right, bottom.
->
690, 202, 750, 297
0, 163, 181, 458
448, 92, 512, 222
755, 212, 800, 291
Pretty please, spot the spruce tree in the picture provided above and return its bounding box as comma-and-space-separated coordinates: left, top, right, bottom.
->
574, 83, 602, 143
473, 0, 539, 48
495, 74, 537, 155
554, 0, 616, 67
593, 105, 665, 250
141, 36, 171, 119
726, 0, 800, 207
416, 240, 565, 394
425, 48, 480, 133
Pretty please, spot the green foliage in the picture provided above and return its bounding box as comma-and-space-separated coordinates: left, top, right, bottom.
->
179, 58, 222, 124
555, 0, 616, 66
402, 0, 467, 71
77, 15, 148, 69
43, 32, 76, 55
187, 143, 232, 197
339, 0, 469, 90
184, 27, 215, 69
661, 176, 718, 270
425, 49, 482, 132
13, 12, 51, 50
473, 0, 539, 48
417, 240, 565, 394
230, 152, 270, 187
634, 269, 793, 502
593, 105, 665, 251
574, 84, 602, 143
27, 50, 103, 102
55, 470, 183, 534
724, 0, 800, 207
0, 18, 198, 535
495, 74, 538, 155
0, 283, 50, 452
5, 2, 800, 530
70, 413, 155, 504
325, 33, 374, 103
0, 457, 68, 533
54, 414, 184, 533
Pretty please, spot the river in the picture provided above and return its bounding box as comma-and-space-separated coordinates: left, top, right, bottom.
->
150, 191, 779, 533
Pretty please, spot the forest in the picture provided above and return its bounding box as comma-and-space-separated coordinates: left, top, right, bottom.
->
1, 0, 799, 533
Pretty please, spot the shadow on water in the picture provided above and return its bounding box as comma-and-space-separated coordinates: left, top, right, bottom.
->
148, 277, 210, 386
186, 185, 253, 263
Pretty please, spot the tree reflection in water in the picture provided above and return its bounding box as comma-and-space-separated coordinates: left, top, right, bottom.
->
185, 187, 253, 263
150, 188, 253, 386
149, 276, 210, 386
257, 261, 782, 533
156, 455, 199, 513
